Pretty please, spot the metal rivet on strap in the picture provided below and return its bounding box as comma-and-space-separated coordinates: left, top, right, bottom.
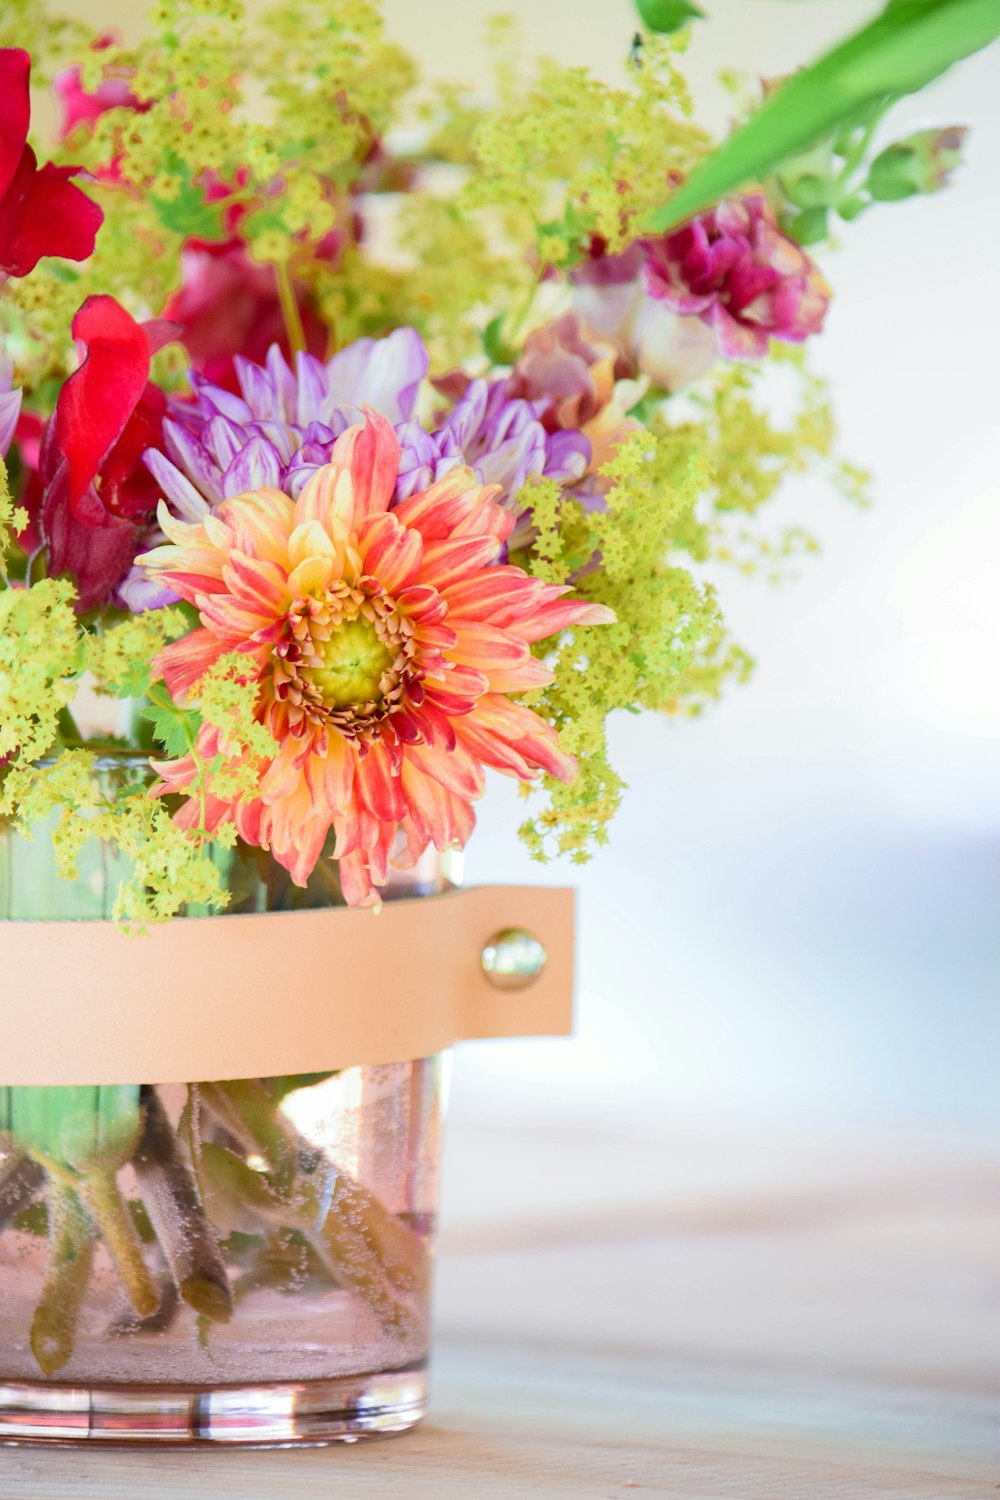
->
481, 928, 548, 990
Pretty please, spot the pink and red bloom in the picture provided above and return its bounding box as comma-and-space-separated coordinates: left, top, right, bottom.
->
639, 192, 830, 359
141, 413, 613, 906
0, 48, 103, 279
36, 296, 175, 610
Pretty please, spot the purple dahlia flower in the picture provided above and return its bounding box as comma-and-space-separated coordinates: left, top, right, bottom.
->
124, 327, 589, 611
0, 355, 22, 458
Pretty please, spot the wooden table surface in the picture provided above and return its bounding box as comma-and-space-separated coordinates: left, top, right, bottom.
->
1, 1119, 997, 1498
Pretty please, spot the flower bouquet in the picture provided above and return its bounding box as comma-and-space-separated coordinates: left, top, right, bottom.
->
0, 0, 986, 1447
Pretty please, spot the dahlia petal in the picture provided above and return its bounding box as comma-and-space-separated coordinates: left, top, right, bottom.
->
453, 716, 534, 779
354, 738, 406, 822
142, 448, 211, 522
440, 565, 547, 620
331, 412, 401, 522
288, 519, 338, 569
356, 512, 423, 592
222, 551, 289, 613
273, 813, 331, 888
394, 583, 448, 623
448, 621, 534, 671
337, 847, 380, 908
391, 466, 491, 541
116, 563, 180, 614
323, 327, 429, 424
156, 626, 227, 698
203, 413, 245, 471
163, 418, 224, 506
287, 554, 334, 596
0, 381, 21, 458
295, 351, 330, 426
514, 597, 617, 644
295, 461, 357, 535
483, 654, 555, 693
405, 739, 485, 801
399, 758, 475, 851
265, 345, 297, 425
316, 732, 354, 813
195, 592, 273, 641
234, 355, 278, 419
224, 488, 295, 564
475, 694, 577, 782
418, 534, 502, 590
221, 434, 283, 498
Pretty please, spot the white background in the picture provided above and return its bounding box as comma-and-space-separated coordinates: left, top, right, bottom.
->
376, 0, 1000, 1136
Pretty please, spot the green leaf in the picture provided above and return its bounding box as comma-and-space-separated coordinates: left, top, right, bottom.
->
646, 0, 998, 232
150, 151, 227, 241
142, 688, 202, 759
635, 0, 704, 33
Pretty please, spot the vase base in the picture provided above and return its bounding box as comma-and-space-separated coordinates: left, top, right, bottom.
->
0, 1366, 428, 1446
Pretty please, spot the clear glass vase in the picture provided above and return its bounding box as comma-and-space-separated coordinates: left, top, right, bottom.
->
0, 767, 450, 1445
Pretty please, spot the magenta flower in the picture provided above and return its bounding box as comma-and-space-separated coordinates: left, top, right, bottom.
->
639, 193, 830, 359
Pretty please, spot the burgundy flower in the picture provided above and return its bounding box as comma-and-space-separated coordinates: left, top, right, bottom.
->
0, 48, 103, 279
639, 192, 830, 359
37, 296, 176, 610
163, 237, 330, 394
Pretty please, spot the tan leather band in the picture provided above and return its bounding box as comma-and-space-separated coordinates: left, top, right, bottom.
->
0, 886, 574, 1086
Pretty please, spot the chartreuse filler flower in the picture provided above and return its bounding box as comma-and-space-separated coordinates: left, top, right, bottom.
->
0, 0, 974, 1447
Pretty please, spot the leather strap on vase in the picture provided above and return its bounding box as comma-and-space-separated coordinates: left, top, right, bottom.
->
0, 886, 575, 1085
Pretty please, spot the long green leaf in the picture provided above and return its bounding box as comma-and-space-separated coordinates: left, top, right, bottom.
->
646, 0, 999, 231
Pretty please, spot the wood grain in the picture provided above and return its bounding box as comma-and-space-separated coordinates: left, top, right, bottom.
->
0, 1123, 996, 1497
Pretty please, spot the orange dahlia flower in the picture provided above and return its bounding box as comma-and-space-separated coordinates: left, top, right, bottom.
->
141, 412, 613, 905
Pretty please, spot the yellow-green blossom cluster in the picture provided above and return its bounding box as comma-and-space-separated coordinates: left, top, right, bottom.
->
464, 35, 710, 266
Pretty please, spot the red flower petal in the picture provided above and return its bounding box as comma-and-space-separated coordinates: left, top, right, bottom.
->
56, 295, 154, 509
0, 149, 103, 277
0, 48, 30, 201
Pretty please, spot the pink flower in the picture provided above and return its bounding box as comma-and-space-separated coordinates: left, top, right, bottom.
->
0, 48, 103, 279
140, 413, 614, 906
639, 192, 830, 359
507, 314, 638, 475
571, 241, 718, 392
53, 36, 146, 141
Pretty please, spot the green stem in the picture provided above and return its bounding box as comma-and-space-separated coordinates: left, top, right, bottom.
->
274, 259, 306, 357
30, 1186, 95, 1376
82, 1170, 160, 1320
132, 1089, 233, 1324
0, 1152, 45, 1232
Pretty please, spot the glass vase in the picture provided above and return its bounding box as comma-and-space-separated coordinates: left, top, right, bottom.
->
0, 775, 450, 1445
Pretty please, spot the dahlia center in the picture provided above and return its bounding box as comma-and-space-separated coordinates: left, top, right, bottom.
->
304, 617, 396, 710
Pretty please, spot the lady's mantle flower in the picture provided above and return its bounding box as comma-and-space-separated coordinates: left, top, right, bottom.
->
639, 192, 830, 359
140, 413, 613, 906
0, 48, 103, 279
